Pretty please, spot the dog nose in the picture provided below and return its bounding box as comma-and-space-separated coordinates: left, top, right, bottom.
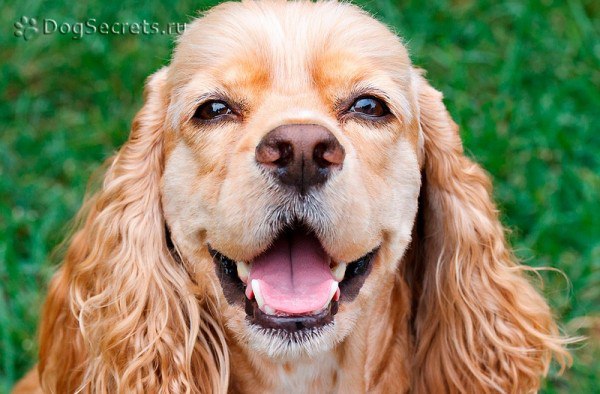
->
255, 124, 345, 193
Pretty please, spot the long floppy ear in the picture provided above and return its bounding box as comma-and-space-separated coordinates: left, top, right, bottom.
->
408, 71, 569, 393
38, 68, 229, 393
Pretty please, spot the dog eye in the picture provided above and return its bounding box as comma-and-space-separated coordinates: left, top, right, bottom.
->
349, 96, 390, 118
193, 100, 233, 121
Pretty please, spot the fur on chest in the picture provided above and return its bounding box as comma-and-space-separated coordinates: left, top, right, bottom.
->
266, 352, 340, 393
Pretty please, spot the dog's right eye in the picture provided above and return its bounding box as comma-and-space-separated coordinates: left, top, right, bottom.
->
193, 100, 233, 121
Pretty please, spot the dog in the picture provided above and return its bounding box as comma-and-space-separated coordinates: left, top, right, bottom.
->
13, 1, 569, 393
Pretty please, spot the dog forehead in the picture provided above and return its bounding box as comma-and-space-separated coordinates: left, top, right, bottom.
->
168, 1, 411, 93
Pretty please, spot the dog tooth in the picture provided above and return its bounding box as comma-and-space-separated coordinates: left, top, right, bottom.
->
251, 280, 265, 309
236, 261, 250, 283
321, 281, 339, 310
263, 304, 276, 315
245, 285, 254, 300
313, 283, 339, 315
331, 262, 347, 282
313, 303, 329, 315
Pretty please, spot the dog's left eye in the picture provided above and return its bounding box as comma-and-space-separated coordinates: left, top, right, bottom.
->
193, 100, 233, 121
349, 96, 390, 118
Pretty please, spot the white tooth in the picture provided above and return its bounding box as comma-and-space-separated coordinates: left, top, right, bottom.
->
263, 304, 276, 315
331, 262, 347, 282
245, 285, 254, 300
313, 304, 328, 315
328, 281, 339, 300
252, 280, 265, 309
236, 261, 250, 283
320, 281, 339, 310
316, 282, 340, 313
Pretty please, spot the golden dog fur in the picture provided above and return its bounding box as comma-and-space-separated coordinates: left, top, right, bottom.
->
14, 1, 569, 393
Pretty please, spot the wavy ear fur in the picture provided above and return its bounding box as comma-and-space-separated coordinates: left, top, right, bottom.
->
407, 71, 569, 393
38, 68, 229, 393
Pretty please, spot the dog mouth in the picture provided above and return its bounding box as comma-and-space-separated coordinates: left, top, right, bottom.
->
209, 224, 377, 334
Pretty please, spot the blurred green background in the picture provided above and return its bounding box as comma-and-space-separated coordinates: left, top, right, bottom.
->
1, 0, 598, 392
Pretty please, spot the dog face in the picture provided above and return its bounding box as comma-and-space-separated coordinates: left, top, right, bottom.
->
161, 1, 421, 357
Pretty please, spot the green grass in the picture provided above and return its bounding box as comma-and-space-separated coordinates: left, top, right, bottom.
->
1, 0, 598, 392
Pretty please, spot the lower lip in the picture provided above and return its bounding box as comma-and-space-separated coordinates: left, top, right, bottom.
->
245, 296, 339, 332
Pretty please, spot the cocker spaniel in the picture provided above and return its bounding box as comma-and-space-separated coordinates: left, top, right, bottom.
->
14, 1, 569, 393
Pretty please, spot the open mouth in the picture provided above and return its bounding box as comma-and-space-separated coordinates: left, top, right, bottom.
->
209, 224, 377, 334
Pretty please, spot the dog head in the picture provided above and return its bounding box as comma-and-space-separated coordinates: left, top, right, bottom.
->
161, 0, 420, 358
38, 2, 568, 392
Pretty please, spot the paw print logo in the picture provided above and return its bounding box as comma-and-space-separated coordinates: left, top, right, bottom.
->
14, 16, 38, 41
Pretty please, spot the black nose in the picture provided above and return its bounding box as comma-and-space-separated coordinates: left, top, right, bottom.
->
255, 124, 345, 194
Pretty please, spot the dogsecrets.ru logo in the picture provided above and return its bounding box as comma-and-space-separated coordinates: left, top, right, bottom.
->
14, 16, 186, 40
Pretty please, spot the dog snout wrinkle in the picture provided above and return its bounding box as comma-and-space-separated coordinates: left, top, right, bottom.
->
256, 124, 345, 194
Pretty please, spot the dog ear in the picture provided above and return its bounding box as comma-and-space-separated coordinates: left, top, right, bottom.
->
38, 68, 229, 393
407, 70, 569, 392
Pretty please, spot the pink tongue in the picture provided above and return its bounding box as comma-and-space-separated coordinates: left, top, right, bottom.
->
249, 231, 335, 314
